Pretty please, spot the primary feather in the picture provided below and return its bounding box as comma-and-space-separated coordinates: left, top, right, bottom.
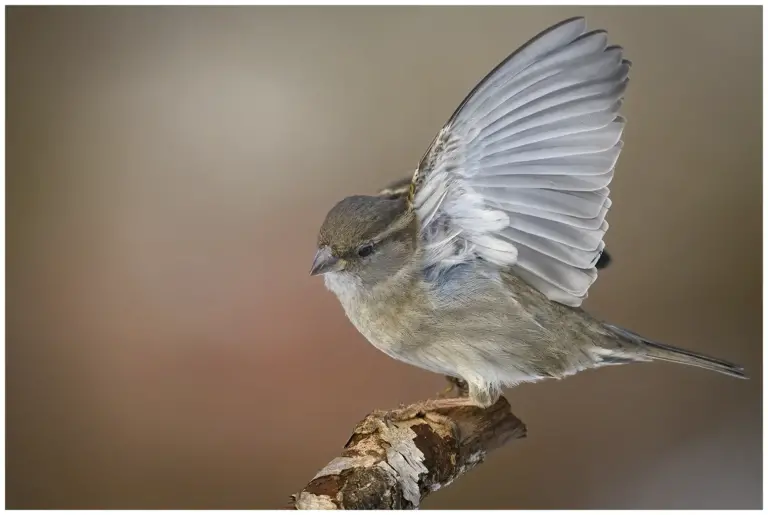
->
409, 16, 630, 307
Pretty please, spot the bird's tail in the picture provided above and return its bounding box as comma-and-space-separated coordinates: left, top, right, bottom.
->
603, 324, 747, 379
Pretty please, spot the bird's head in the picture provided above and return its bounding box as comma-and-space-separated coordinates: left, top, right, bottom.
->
310, 195, 416, 288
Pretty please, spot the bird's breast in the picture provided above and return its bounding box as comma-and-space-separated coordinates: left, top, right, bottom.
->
324, 271, 427, 362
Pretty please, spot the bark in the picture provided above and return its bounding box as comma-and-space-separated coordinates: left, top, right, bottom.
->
287, 396, 526, 509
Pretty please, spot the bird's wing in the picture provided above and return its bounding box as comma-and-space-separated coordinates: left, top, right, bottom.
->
409, 17, 629, 307
377, 176, 615, 271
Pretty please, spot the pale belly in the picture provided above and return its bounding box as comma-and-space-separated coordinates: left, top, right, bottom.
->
322, 268, 578, 388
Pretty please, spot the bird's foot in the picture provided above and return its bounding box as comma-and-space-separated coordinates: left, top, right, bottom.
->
367, 405, 424, 429
367, 396, 481, 431
422, 396, 481, 410
437, 375, 470, 399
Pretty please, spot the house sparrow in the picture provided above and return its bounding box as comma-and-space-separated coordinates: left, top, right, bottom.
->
310, 17, 746, 411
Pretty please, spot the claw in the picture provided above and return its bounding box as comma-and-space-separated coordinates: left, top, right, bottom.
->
439, 375, 470, 398
437, 384, 455, 398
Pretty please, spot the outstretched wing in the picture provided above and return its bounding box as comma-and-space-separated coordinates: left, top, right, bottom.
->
409, 17, 629, 307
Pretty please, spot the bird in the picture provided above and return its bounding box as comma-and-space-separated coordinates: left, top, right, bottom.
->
309, 17, 747, 412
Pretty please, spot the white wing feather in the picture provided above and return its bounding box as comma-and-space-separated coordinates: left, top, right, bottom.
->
412, 17, 629, 307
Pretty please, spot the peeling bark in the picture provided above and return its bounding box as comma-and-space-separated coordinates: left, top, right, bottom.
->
287, 396, 526, 510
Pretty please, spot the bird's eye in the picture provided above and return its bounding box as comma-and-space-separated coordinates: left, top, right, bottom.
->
357, 243, 375, 258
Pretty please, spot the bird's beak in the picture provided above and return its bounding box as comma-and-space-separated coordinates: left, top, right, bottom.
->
310, 246, 344, 276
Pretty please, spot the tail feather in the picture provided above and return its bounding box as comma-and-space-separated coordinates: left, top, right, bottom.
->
604, 324, 747, 379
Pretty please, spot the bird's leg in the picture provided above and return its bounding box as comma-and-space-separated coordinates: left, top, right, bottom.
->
438, 375, 470, 398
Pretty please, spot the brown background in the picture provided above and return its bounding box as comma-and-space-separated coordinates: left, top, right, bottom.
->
7, 5, 762, 509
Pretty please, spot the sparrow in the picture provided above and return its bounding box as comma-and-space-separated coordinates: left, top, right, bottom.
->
309, 17, 747, 411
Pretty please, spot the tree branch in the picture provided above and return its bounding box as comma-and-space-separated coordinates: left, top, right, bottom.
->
287, 396, 526, 509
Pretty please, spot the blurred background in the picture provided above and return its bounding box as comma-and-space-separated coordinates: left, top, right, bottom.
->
6, 5, 762, 509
